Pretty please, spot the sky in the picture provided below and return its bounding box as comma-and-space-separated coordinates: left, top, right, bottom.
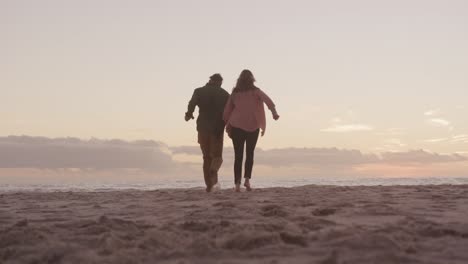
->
1, 0, 468, 179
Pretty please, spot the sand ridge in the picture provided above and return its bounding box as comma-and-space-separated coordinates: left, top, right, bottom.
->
1, 185, 468, 263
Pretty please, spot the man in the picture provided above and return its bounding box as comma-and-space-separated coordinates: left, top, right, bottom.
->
185, 73, 230, 192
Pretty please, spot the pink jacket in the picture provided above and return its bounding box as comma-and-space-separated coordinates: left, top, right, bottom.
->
223, 88, 277, 134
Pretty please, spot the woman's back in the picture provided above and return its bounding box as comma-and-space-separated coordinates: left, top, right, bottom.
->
223, 69, 278, 135
225, 89, 268, 132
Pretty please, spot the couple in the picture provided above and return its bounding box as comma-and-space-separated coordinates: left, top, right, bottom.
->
185, 69, 280, 192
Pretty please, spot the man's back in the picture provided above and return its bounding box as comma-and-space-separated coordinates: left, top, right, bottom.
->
188, 84, 229, 134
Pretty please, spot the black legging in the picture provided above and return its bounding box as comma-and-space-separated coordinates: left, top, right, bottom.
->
231, 127, 260, 184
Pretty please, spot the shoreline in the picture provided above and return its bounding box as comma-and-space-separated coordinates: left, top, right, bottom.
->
2, 180, 468, 193
1, 183, 468, 193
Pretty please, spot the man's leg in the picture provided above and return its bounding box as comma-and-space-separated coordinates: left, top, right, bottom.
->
209, 132, 224, 186
198, 132, 212, 190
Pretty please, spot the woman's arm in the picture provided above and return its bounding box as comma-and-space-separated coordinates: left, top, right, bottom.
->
223, 95, 234, 123
257, 89, 279, 119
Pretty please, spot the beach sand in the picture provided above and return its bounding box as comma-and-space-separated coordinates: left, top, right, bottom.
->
1, 184, 468, 264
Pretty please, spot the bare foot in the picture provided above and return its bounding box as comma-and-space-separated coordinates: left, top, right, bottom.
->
212, 183, 221, 191
244, 180, 252, 192
235, 184, 241, 192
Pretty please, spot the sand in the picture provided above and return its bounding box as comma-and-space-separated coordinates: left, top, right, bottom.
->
1, 184, 468, 264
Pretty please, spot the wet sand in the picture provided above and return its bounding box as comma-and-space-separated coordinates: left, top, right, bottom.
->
1, 184, 468, 263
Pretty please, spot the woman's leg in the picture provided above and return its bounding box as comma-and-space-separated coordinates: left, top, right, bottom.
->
244, 129, 260, 181
231, 127, 246, 185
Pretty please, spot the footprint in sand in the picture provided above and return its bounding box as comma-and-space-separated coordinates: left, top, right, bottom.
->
212, 201, 236, 207
260, 204, 288, 217
180, 221, 211, 232
312, 208, 337, 216
279, 232, 308, 247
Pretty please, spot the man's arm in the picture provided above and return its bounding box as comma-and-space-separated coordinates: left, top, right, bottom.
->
223, 95, 234, 123
185, 90, 198, 121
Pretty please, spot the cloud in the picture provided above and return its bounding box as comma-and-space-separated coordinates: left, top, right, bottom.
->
427, 118, 451, 127
0, 136, 172, 170
253, 148, 379, 167
423, 135, 468, 144
423, 109, 454, 130
170, 146, 378, 170
425, 117, 454, 131
424, 109, 441, 116
452, 134, 468, 143
321, 124, 374, 132
380, 150, 466, 164
323, 111, 374, 133
172, 147, 380, 168
382, 139, 407, 150
172, 146, 466, 167
1, 136, 467, 180
424, 138, 449, 143
170, 146, 201, 156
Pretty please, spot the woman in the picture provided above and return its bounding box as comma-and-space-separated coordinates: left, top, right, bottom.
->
223, 69, 279, 192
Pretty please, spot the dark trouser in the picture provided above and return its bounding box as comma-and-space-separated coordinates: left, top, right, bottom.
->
198, 131, 224, 189
231, 127, 260, 184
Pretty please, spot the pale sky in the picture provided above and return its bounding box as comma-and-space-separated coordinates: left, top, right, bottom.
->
2, 0, 468, 155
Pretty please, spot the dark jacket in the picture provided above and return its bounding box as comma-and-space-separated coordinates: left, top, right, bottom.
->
186, 84, 230, 135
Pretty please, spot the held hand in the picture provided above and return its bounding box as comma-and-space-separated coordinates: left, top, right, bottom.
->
273, 113, 280, 120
